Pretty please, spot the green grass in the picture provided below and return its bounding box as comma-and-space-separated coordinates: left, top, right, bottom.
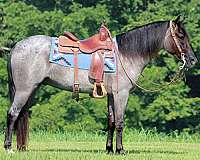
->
1, 129, 200, 160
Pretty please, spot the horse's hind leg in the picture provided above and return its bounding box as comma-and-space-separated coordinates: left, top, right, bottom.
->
106, 94, 115, 153
4, 89, 34, 151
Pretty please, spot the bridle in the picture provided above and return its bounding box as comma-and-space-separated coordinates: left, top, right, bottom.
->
169, 21, 187, 70
115, 20, 187, 93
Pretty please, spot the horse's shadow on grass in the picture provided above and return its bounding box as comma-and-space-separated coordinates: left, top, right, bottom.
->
30, 148, 185, 155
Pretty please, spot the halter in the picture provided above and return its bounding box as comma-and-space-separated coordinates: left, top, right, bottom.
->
169, 21, 186, 70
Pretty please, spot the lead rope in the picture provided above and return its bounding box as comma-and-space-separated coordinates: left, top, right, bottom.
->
115, 48, 185, 93
134, 53, 187, 93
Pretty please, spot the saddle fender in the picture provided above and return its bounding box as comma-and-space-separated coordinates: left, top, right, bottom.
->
89, 52, 104, 83
89, 52, 107, 98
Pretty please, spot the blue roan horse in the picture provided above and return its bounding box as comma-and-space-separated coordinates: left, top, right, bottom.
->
4, 16, 197, 154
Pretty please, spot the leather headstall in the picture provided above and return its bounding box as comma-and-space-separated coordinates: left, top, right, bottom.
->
169, 21, 186, 69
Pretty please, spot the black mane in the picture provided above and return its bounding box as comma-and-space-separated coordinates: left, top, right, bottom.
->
116, 21, 169, 58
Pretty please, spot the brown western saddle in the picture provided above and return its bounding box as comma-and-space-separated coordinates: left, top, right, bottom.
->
58, 24, 114, 100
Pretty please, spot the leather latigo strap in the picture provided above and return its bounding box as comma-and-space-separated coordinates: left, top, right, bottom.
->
72, 48, 79, 100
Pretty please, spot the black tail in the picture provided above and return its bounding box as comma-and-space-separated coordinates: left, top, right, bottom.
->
16, 110, 29, 151
7, 55, 29, 151
7, 54, 15, 103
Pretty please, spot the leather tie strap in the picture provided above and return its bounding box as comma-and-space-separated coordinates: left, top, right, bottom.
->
72, 47, 79, 101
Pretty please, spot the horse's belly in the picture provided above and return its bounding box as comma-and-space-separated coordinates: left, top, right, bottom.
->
47, 64, 94, 93
47, 65, 116, 95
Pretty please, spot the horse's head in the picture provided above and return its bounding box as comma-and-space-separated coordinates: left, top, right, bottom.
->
164, 15, 198, 68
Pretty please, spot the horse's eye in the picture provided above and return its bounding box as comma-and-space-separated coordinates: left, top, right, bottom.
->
176, 33, 184, 40
179, 35, 184, 40
180, 41, 185, 46
178, 29, 185, 39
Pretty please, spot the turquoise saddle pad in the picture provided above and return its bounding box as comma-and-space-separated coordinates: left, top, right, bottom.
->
49, 37, 116, 73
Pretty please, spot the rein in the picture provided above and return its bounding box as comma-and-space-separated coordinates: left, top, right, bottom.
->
115, 20, 187, 93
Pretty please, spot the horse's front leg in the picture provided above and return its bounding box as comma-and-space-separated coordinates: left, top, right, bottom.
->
106, 94, 115, 153
114, 90, 129, 154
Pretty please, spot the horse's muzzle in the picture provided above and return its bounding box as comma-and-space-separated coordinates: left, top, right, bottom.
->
185, 53, 198, 68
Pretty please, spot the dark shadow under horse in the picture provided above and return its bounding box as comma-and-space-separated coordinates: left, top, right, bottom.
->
4, 16, 198, 154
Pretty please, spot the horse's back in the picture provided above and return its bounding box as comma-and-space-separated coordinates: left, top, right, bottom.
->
11, 35, 51, 56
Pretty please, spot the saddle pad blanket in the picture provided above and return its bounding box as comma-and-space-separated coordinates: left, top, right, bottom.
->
49, 37, 116, 73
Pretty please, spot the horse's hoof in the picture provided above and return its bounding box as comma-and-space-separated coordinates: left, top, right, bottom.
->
116, 149, 126, 155
17, 145, 27, 151
106, 149, 114, 154
6, 149, 15, 154
106, 146, 114, 154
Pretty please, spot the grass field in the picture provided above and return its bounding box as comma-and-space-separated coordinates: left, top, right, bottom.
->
1, 129, 200, 160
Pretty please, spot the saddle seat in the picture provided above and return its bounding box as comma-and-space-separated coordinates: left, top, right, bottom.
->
58, 25, 113, 54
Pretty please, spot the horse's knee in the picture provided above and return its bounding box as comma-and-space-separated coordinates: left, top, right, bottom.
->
109, 122, 115, 129
115, 120, 124, 131
108, 113, 115, 127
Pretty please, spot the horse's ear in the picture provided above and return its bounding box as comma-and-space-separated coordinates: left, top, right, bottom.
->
174, 15, 181, 24
180, 15, 186, 23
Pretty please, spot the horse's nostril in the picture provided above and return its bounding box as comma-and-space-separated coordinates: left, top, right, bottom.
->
190, 58, 197, 65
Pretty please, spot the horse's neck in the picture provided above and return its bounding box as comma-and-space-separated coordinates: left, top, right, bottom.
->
115, 22, 169, 83
116, 21, 169, 58
118, 51, 150, 83
113, 38, 146, 83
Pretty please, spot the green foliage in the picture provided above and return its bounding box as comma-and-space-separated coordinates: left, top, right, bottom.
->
0, 58, 8, 131
30, 91, 107, 132
145, 83, 200, 130
0, 0, 199, 134
0, 96, 9, 130
0, 58, 8, 97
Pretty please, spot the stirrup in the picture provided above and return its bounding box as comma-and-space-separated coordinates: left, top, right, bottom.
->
93, 82, 107, 98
